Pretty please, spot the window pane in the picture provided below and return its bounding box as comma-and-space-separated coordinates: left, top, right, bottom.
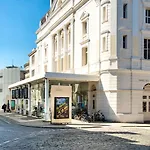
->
143, 96, 147, 99
148, 18, 150, 23
93, 100, 95, 109
146, 17, 147, 23
148, 50, 150, 59
148, 10, 150, 16
149, 102, 150, 112
144, 50, 147, 59
146, 10, 148, 16
123, 4, 127, 18
123, 35, 127, 48
143, 102, 147, 112
144, 39, 147, 48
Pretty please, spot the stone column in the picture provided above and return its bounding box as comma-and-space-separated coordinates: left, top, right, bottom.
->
44, 78, 50, 121
23, 99, 26, 115
19, 99, 22, 114
49, 35, 53, 72
70, 18, 74, 72
16, 99, 19, 113
28, 83, 32, 116
57, 32, 60, 72
63, 25, 67, 71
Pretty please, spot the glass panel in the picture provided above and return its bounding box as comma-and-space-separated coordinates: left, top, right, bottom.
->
149, 102, 150, 112
93, 100, 95, 109
123, 4, 127, 18
143, 96, 147, 99
123, 36, 127, 48
146, 17, 147, 23
144, 50, 147, 59
148, 50, 150, 59
148, 10, 150, 16
144, 39, 147, 48
146, 10, 148, 16
148, 18, 150, 23
143, 102, 147, 112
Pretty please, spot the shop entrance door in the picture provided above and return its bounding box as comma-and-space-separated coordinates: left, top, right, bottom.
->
142, 95, 150, 121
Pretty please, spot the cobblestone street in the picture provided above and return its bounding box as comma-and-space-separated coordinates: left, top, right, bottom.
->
0, 116, 150, 150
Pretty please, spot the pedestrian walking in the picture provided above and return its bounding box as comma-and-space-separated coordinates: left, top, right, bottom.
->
7, 101, 11, 113
2, 104, 7, 113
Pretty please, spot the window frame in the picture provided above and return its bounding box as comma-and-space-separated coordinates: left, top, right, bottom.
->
145, 9, 150, 24
31, 55, 35, 65
143, 101, 147, 112
123, 35, 127, 49
102, 6, 108, 22
144, 38, 150, 60
103, 36, 106, 51
82, 47, 88, 66
82, 21, 88, 37
31, 69, 35, 77
123, 3, 128, 19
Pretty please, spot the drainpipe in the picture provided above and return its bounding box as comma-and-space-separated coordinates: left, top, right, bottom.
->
130, 58, 133, 114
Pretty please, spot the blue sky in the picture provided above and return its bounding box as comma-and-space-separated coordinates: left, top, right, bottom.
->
0, 0, 49, 69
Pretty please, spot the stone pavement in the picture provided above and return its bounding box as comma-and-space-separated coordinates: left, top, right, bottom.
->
1, 110, 150, 130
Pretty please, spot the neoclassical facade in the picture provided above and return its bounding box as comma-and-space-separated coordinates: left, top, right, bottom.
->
9, 0, 150, 122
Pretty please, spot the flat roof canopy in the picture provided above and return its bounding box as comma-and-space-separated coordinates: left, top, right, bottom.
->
8, 72, 99, 89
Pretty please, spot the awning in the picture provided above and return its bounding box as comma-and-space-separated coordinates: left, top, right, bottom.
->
8, 72, 99, 89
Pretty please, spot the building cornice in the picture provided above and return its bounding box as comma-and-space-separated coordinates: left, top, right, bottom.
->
28, 49, 37, 57
36, 0, 70, 35
101, 0, 110, 6
36, 0, 90, 44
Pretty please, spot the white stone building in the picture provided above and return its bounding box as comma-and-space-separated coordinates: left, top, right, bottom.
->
0, 66, 25, 109
8, 0, 150, 122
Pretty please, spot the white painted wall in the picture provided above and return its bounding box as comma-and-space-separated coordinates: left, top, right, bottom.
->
0, 67, 21, 108
26, 0, 150, 122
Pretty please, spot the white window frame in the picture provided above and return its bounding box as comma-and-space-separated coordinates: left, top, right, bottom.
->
103, 37, 106, 51
102, 5, 108, 23
82, 47, 88, 66
31, 70, 35, 77
144, 38, 150, 60
31, 55, 35, 65
145, 9, 150, 24
82, 20, 88, 38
